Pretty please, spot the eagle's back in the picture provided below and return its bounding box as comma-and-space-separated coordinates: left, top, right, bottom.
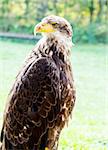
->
0, 37, 76, 150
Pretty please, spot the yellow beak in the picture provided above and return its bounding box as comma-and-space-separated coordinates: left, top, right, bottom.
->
34, 22, 55, 35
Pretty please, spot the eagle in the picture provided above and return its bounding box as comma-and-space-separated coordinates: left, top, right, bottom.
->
0, 15, 76, 150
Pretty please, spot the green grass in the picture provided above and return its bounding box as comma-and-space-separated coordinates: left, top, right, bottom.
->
0, 40, 107, 150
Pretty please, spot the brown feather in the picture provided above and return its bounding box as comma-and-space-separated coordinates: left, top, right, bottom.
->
0, 25, 75, 150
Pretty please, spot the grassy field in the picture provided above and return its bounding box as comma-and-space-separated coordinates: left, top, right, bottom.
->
0, 40, 107, 150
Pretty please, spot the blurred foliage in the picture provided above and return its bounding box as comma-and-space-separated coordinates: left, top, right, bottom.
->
0, 0, 108, 43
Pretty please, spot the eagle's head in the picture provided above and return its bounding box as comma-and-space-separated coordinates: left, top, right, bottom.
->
34, 15, 73, 39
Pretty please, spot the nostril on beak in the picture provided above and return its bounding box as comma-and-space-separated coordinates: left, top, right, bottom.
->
38, 26, 41, 30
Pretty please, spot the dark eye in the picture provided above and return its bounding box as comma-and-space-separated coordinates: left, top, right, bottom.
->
52, 22, 57, 26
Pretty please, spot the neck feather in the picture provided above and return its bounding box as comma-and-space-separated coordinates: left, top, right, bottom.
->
45, 33, 72, 52
34, 33, 73, 63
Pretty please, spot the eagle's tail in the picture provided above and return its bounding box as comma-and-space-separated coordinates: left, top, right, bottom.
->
37, 129, 59, 150
0, 127, 58, 150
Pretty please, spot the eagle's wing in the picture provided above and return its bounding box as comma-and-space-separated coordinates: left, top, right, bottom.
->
1, 56, 60, 148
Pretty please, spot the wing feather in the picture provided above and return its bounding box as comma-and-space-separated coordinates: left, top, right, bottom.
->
2, 57, 60, 146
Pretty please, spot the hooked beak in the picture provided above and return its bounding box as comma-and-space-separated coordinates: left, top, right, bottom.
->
34, 22, 55, 35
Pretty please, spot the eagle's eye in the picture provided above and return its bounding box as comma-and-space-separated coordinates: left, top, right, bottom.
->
51, 22, 57, 26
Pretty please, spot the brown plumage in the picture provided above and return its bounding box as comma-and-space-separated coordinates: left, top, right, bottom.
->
0, 15, 76, 150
